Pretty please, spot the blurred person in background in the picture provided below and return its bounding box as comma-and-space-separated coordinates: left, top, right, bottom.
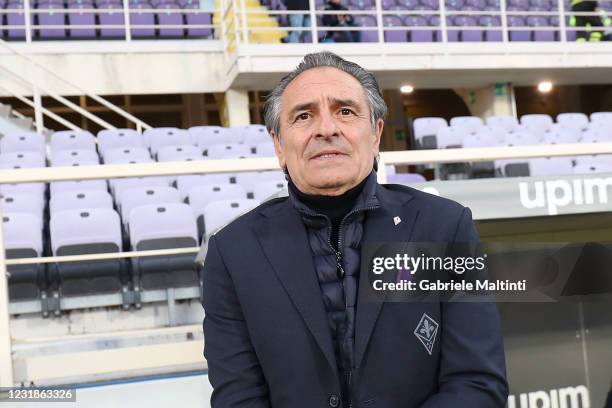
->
322, 0, 360, 42
570, 0, 604, 41
286, 0, 311, 42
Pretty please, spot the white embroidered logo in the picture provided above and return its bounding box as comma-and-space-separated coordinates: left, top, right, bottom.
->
393, 216, 402, 225
414, 313, 439, 355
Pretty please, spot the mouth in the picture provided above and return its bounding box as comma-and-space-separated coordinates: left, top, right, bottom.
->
311, 150, 347, 160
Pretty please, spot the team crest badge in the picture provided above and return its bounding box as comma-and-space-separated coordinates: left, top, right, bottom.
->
414, 313, 439, 355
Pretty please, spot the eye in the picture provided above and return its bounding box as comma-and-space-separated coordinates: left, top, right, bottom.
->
296, 112, 310, 121
340, 108, 354, 116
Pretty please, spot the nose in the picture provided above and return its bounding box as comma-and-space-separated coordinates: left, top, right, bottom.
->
314, 110, 339, 139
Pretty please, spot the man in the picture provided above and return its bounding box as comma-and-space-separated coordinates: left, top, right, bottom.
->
285, 0, 311, 43
202, 51, 508, 407
570, 0, 603, 41
322, 0, 360, 42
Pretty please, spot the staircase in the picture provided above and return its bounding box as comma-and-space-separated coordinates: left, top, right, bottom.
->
0, 103, 34, 137
214, 0, 287, 45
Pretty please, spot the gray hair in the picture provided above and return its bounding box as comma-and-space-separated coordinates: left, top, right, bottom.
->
263, 51, 387, 140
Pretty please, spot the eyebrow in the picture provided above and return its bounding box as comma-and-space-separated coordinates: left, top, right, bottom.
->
287, 97, 361, 118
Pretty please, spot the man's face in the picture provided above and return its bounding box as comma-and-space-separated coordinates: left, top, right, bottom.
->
271, 67, 384, 196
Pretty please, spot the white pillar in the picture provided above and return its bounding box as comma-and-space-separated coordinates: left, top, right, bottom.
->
455, 83, 516, 120
0, 205, 15, 387
225, 89, 251, 127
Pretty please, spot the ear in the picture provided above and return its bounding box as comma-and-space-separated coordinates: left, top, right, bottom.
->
271, 130, 287, 171
373, 118, 384, 157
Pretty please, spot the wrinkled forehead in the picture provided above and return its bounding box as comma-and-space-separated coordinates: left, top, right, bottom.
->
280, 67, 369, 115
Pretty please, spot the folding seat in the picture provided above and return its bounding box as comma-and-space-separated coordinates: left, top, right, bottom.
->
50, 190, 114, 215
104, 146, 152, 164
51, 130, 96, 153
0, 132, 46, 154
466, 0, 486, 7
520, 114, 553, 134
49, 208, 128, 298
156, 3, 184, 37
255, 142, 276, 157
183, 2, 213, 38
0, 151, 46, 168
157, 144, 202, 162
203, 199, 261, 236
386, 173, 427, 184
507, 15, 531, 41
1, 193, 45, 223
98, 3, 126, 38
574, 155, 612, 167
51, 149, 100, 167
204, 143, 253, 159
590, 112, 612, 126
529, 157, 574, 176
176, 173, 236, 200
241, 124, 271, 145
556, 113, 589, 131
352, 15, 379, 42
235, 171, 285, 196
573, 162, 612, 175
68, 2, 97, 38
403, 15, 433, 42
580, 128, 612, 143
541, 128, 580, 144
530, 0, 553, 9
3, 213, 45, 301
189, 184, 247, 236
449, 116, 484, 134
190, 126, 243, 148
0, 183, 46, 204
527, 15, 555, 41
478, 15, 502, 42
453, 15, 482, 41
253, 180, 288, 201
144, 127, 193, 156
111, 176, 173, 207
436, 126, 465, 148
50, 179, 108, 196
6, 3, 31, 39
413, 117, 447, 149
382, 0, 397, 7
129, 3, 156, 37
120, 186, 181, 227
396, 0, 418, 7
486, 115, 518, 133
98, 129, 145, 159
36, 2, 67, 38
128, 203, 199, 290
418, 0, 438, 8
383, 15, 407, 42
350, 0, 375, 8
503, 130, 539, 146
494, 159, 530, 177
444, 0, 464, 9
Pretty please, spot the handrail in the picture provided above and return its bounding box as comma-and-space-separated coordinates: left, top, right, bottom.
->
0, 37, 152, 133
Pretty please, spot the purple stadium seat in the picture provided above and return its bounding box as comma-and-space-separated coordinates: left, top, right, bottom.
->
556, 112, 589, 131
463, 129, 502, 147
387, 173, 427, 183
121, 186, 181, 226
580, 128, 612, 143
157, 144, 202, 161
413, 117, 447, 148
436, 126, 466, 148
98, 3, 125, 38
1, 193, 45, 223
50, 208, 125, 296
383, 15, 407, 42
575, 154, 612, 167
176, 173, 236, 200
253, 180, 288, 201
111, 176, 173, 206
573, 163, 612, 174
548, 123, 582, 140
478, 15, 502, 41
241, 124, 271, 145
104, 147, 152, 164
130, 3, 155, 37
128, 202, 199, 289
396, 0, 418, 7
466, 0, 486, 7
0, 151, 46, 168
404, 15, 433, 42
204, 143, 253, 159
450, 116, 484, 133
50, 190, 114, 214
234, 171, 285, 195
144, 127, 192, 155
254, 142, 276, 157
520, 114, 553, 133
382, 0, 397, 7
98, 129, 145, 158
530, 0, 554, 9
3, 212, 45, 300
541, 128, 580, 144
590, 112, 612, 126
529, 157, 573, 176
69, 3, 97, 38
353, 15, 379, 42
445, 0, 464, 9
156, 3, 183, 37
503, 130, 539, 146
508, 0, 529, 7
51, 130, 96, 153
350, 0, 375, 8
50, 179, 108, 196
417, 0, 438, 8
51, 149, 100, 166
453, 15, 482, 41
36, 2, 67, 38
508, 15, 531, 41
548, 15, 575, 41
190, 126, 243, 147
189, 183, 247, 232
6, 4, 31, 39
0, 132, 45, 154
486, 115, 518, 132
203, 199, 260, 235
183, 3, 212, 37
527, 15, 555, 41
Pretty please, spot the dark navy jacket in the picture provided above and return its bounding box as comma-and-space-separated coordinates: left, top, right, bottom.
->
202, 181, 509, 408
